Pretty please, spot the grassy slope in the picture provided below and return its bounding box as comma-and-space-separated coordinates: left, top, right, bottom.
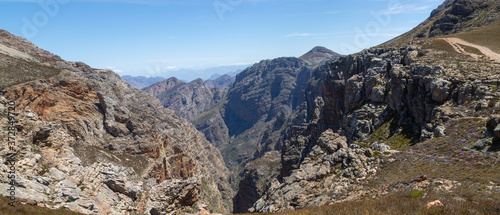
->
247, 193, 499, 215
446, 21, 500, 53
0, 53, 60, 90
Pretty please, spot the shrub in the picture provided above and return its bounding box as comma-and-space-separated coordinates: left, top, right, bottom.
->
408, 189, 424, 198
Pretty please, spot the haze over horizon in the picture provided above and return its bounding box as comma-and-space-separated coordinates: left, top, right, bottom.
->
0, 0, 443, 78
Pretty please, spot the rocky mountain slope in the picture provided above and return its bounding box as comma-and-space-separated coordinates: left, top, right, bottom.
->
388, 0, 500, 45
248, 48, 500, 212
0, 30, 232, 214
240, 0, 500, 212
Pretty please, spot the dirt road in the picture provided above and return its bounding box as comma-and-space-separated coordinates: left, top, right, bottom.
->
442, 37, 500, 62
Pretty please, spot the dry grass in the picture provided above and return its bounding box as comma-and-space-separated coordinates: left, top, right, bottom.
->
369, 117, 500, 189
0, 53, 60, 90
0, 196, 83, 215
244, 193, 500, 215
459, 44, 485, 56
424, 39, 456, 53
446, 21, 500, 53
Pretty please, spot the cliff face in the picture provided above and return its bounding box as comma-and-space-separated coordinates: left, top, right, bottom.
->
0, 30, 232, 214
220, 57, 315, 173
248, 44, 500, 212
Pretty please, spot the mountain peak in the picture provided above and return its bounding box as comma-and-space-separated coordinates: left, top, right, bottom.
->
299, 46, 341, 66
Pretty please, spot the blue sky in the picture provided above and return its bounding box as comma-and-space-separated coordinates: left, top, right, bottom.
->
0, 0, 444, 78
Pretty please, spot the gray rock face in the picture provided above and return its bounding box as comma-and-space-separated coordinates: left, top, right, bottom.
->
430, 78, 451, 102
473, 139, 490, 150
487, 115, 500, 146
225, 57, 310, 137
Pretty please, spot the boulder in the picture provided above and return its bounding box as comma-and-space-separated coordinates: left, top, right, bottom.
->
372, 143, 390, 152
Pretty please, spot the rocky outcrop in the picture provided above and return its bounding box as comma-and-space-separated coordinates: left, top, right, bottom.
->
0, 29, 232, 214
193, 110, 229, 149
250, 130, 377, 213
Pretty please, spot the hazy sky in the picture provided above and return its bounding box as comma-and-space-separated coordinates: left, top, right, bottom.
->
0, 0, 443, 77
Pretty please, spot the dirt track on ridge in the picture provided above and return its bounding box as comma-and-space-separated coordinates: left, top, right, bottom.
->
442, 37, 500, 62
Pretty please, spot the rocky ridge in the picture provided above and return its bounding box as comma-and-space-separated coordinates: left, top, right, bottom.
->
0, 30, 232, 214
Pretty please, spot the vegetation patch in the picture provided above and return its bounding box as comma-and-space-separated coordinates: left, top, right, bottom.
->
451, 21, 500, 53
357, 114, 415, 150
0, 195, 84, 215
408, 189, 424, 198
459, 44, 485, 56
0, 53, 60, 90
424, 39, 456, 53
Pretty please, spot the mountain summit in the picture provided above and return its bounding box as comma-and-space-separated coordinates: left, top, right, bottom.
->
299, 46, 341, 65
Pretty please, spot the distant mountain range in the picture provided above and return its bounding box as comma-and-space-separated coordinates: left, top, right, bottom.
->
121, 76, 166, 89
121, 65, 247, 89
